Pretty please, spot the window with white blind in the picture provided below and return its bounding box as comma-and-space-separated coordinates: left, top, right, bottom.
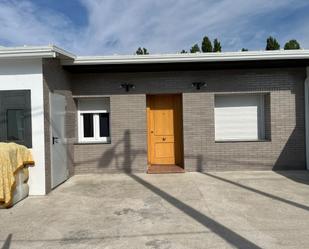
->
214, 94, 265, 141
78, 98, 110, 143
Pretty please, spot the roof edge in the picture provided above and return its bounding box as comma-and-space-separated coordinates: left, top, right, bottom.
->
1, 45, 309, 65
0, 45, 75, 60
62, 49, 309, 66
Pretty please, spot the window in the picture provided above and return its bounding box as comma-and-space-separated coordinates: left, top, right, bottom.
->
78, 98, 110, 143
7, 109, 25, 141
99, 113, 110, 137
0, 90, 32, 147
83, 113, 94, 137
214, 94, 265, 141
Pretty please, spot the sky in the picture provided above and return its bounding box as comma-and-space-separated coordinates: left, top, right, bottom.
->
0, 0, 309, 55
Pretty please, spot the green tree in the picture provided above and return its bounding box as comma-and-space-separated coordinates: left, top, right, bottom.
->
190, 44, 201, 53
266, 36, 280, 50
135, 47, 149, 55
213, 38, 222, 52
180, 49, 188, 53
284, 39, 301, 50
241, 48, 248, 51
201, 36, 212, 52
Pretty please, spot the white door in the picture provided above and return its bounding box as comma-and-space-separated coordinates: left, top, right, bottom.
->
50, 93, 68, 188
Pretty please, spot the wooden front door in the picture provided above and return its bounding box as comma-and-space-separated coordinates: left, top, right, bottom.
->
147, 94, 183, 166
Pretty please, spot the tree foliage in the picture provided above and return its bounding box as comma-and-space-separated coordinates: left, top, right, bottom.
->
190, 44, 201, 53
241, 48, 248, 51
135, 47, 149, 55
266, 36, 280, 50
201, 36, 212, 52
284, 39, 301, 50
213, 38, 221, 52
180, 49, 188, 53
188, 36, 223, 54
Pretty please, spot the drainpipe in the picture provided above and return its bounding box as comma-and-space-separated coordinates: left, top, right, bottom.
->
305, 67, 309, 170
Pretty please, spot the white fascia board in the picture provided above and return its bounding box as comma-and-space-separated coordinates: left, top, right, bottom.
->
51, 45, 76, 59
0, 46, 75, 60
0, 47, 55, 59
0, 51, 56, 59
62, 50, 309, 65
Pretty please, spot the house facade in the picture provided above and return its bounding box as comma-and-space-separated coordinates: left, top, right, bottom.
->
0, 46, 309, 195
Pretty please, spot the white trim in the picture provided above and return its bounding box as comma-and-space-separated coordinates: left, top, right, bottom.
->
77, 98, 111, 144
0, 51, 56, 59
1, 45, 309, 65
78, 110, 108, 114
72, 95, 111, 98
62, 49, 309, 65
0, 45, 75, 60
78, 112, 110, 143
51, 45, 76, 59
305, 67, 309, 170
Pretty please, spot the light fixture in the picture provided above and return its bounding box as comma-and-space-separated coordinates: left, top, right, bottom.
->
120, 83, 135, 92
192, 82, 206, 90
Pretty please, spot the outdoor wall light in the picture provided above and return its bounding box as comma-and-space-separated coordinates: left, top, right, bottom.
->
120, 83, 135, 92
192, 82, 206, 90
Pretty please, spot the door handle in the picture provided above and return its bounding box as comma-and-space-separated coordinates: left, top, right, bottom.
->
162, 137, 166, 141
53, 136, 59, 144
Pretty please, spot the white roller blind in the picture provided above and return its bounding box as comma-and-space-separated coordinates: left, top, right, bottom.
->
215, 94, 264, 141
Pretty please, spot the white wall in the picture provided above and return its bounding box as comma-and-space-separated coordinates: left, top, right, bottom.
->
0, 58, 46, 195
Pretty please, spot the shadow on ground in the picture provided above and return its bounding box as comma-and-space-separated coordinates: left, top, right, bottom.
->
203, 172, 309, 212
1, 234, 12, 249
275, 171, 309, 185
55, 126, 309, 248
129, 174, 262, 249
74, 130, 263, 248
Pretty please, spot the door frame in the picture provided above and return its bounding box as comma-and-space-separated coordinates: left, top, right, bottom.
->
146, 94, 184, 168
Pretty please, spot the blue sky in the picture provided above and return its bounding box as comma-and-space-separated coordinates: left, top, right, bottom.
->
0, 0, 309, 55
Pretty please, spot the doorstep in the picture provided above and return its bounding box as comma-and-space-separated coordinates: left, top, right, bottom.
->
147, 164, 185, 174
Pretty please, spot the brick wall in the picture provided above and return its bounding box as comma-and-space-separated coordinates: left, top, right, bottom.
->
43, 59, 76, 192
74, 95, 147, 174
71, 67, 306, 173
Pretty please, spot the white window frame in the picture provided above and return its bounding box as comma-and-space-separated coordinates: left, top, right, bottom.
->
214, 94, 266, 142
77, 99, 110, 143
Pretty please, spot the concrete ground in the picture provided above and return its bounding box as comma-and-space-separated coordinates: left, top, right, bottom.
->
1, 171, 309, 249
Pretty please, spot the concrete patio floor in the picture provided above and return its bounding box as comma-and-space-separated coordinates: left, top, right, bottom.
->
1, 171, 309, 249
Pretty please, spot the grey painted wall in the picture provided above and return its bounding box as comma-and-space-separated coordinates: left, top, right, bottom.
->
70, 67, 306, 173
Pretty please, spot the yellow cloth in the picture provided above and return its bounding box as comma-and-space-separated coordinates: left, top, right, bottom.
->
0, 143, 34, 207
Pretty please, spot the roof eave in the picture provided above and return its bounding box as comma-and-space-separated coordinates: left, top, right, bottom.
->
62, 50, 309, 66
0, 52, 56, 59
0, 46, 76, 60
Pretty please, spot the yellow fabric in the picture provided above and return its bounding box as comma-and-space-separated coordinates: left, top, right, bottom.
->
0, 143, 34, 207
